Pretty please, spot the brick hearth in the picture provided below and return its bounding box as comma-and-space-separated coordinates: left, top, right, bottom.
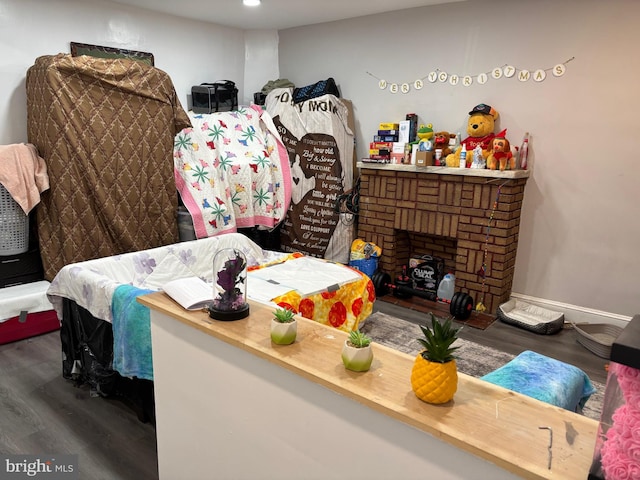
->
356, 164, 530, 314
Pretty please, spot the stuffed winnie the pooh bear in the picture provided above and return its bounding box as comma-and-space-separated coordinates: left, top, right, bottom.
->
445, 104, 499, 167
486, 129, 515, 171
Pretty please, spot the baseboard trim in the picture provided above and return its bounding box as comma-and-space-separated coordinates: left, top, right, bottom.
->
510, 293, 632, 327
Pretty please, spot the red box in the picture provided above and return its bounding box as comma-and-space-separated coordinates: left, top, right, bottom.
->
369, 141, 394, 151
0, 309, 59, 345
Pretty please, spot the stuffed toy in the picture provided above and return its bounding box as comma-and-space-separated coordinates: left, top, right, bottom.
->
445, 104, 499, 167
433, 131, 452, 156
416, 123, 434, 149
432, 131, 451, 165
486, 129, 515, 171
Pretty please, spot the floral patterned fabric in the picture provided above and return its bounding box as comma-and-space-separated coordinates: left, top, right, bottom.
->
47, 233, 270, 323
173, 106, 292, 238
47, 236, 375, 380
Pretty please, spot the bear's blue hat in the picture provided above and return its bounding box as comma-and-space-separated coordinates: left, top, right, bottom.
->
469, 104, 495, 116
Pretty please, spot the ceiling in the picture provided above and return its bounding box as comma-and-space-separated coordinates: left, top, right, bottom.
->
108, 0, 465, 30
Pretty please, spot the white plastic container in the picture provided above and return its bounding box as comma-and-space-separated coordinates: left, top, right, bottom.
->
437, 273, 455, 302
459, 145, 467, 168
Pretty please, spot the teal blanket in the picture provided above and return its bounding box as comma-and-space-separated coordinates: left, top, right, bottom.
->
481, 350, 596, 412
111, 285, 157, 381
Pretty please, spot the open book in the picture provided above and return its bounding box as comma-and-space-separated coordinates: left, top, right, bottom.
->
162, 276, 213, 310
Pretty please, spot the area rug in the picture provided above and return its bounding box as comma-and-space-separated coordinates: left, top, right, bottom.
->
360, 311, 605, 421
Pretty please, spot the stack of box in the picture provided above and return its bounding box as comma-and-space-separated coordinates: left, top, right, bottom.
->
367, 115, 419, 164
368, 123, 398, 162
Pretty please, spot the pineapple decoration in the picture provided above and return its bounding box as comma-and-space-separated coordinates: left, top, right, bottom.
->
411, 313, 461, 404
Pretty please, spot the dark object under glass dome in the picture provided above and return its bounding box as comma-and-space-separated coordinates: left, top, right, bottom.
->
208, 248, 250, 321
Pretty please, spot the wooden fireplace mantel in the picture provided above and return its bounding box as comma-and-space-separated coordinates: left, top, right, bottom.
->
357, 162, 531, 179
356, 162, 530, 314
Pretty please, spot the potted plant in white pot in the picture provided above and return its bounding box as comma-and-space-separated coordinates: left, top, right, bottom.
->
341, 329, 373, 372
270, 307, 297, 345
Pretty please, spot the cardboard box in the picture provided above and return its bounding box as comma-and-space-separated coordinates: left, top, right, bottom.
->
390, 152, 404, 164
408, 254, 444, 294
369, 141, 394, 150
415, 150, 434, 167
391, 142, 406, 153
406, 113, 418, 144
369, 148, 391, 156
378, 123, 399, 131
377, 129, 399, 136
398, 120, 411, 143
373, 135, 399, 142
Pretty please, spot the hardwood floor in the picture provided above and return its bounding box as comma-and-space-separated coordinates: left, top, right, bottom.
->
373, 297, 610, 384
0, 332, 158, 480
0, 298, 611, 479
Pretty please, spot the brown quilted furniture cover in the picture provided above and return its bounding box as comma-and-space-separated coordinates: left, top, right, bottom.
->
26, 54, 191, 280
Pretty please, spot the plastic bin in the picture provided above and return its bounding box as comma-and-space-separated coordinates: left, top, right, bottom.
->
348, 257, 378, 277
0, 184, 29, 256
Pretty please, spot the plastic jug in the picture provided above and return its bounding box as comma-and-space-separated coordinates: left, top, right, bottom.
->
437, 273, 455, 302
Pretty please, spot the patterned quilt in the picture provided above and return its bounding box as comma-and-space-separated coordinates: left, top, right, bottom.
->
174, 106, 291, 238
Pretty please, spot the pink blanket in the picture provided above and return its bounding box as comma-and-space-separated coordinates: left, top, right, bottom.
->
174, 105, 291, 238
0, 143, 49, 214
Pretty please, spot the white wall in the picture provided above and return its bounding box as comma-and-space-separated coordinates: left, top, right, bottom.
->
1, 0, 637, 321
243, 29, 279, 105
278, 0, 640, 319
0, 0, 251, 145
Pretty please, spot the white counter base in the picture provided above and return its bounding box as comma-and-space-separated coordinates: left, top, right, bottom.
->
150, 309, 519, 480
140, 292, 597, 480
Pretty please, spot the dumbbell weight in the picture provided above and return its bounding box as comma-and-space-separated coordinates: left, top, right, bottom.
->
370, 270, 475, 320
449, 291, 474, 320
371, 270, 391, 297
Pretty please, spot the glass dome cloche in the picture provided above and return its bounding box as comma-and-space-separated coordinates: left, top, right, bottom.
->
208, 248, 250, 321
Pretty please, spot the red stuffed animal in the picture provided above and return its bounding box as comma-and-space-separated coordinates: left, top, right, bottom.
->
486, 129, 515, 171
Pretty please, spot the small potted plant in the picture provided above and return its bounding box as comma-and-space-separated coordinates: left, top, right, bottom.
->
270, 307, 297, 345
341, 329, 373, 372
410, 313, 460, 404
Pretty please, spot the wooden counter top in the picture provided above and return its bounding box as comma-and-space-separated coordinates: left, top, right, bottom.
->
139, 292, 597, 480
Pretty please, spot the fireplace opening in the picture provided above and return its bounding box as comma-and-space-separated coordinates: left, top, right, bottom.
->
356, 167, 529, 314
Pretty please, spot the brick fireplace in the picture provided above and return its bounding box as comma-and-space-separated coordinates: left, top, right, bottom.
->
356, 164, 530, 314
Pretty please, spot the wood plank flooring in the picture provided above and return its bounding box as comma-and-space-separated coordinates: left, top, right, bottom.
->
0, 298, 611, 479
0, 332, 158, 480
373, 297, 610, 384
